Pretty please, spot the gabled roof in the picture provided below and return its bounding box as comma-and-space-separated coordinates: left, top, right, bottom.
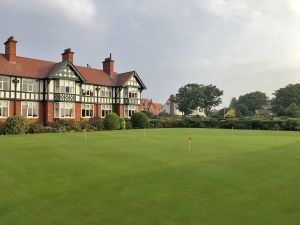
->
47, 60, 87, 82
0, 54, 145, 87
116, 71, 147, 90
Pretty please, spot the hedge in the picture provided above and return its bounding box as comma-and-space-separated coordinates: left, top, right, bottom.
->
104, 113, 120, 130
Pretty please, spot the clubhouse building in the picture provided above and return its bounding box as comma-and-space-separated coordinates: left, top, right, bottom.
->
0, 36, 146, 124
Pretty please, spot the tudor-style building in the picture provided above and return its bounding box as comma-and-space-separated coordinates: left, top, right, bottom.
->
0, 36, 146, 124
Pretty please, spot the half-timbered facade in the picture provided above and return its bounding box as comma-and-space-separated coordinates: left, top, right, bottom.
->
0, 36, 146, 124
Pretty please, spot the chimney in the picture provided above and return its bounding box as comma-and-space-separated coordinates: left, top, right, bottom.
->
102, 53, 115, 76
4, 36, 17, 63
61, 48, 74, 63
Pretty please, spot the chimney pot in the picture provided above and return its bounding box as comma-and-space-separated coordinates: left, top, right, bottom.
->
61, 48, 74, 63
102, 54, 115, 76
4, 36, 17, 63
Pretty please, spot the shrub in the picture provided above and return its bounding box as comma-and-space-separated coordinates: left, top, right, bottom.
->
2, 116, 29, 135
0, 122, 6, 135
79, 120, 90, 130
28, 123, 45, 134
104, 113, 120, 130
125, 119, 132, 129
71, 121, 82, 132
119, 118, 126, 130
89, 116, 104, 131
131, 112, 149, 128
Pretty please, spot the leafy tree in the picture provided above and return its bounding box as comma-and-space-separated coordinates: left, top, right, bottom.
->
271, 84, 300, 115
229, 97, 238, 108
199, 84, 223, 115
176, 84, 203, 115
141, 110, 154, 118
233, 91, 268, 116
284, 103, 300, 118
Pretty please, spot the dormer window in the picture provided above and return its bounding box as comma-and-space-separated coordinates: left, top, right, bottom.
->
124, 87, 138, 99
55, 80, 75, 94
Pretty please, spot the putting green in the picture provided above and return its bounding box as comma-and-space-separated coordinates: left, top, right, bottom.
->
1, 128, 300, 225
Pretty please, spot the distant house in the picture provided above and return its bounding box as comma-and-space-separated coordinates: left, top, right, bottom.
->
140, 98, 163, 115
163, 95, 206, 117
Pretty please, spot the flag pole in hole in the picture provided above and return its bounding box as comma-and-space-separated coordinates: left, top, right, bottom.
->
187, 136, 192, 153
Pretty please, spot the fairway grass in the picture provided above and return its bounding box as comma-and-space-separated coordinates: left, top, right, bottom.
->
1, 128, 300, 225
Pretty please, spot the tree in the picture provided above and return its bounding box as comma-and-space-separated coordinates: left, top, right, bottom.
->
284, 103, 300, 118
176, 84, 202, 115
199, 85, 223, 115
233, 91, 268, 116
271, 84, 300, 115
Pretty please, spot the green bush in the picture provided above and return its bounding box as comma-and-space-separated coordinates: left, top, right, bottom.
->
119, 118, 126, 130
131, 112, 149, 128
2, 116, 29, 135
71, 121, 82, 132
125, 119, 132, 129
89, 117, 104, 131
28, 123, 45, 134
104, 113, 120, 130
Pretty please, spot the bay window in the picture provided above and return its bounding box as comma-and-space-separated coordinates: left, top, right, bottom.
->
0, 76, 9, 90
55, 80, 75, 94
54, 102, 75, 118
21, 102, 38, 118
125, 105, 137, 118
101, 105, 112, 118
0, 101, 9, 117
82, 104, 94, 118
82, 84, 94, 96
22, 78, 38, 92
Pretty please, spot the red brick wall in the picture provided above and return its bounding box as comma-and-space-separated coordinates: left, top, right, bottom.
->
94, 104, 101, 117
46, 102, 54, 124
75, 103, 81, 121
118, 105, 124, 118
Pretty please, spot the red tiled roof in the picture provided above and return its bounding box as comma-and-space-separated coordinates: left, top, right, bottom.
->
140, 98, 163, 115
0, 53, 138, 87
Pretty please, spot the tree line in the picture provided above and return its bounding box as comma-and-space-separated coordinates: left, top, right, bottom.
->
175, 83, 300, 118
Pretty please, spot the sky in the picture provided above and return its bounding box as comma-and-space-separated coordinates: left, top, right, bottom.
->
1, 0, 300, 107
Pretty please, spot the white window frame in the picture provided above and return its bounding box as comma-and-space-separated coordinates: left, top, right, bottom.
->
0, 100, 9, 118
101, 105, 112, 118
125, 105, 137, 118
54, 102, 75, 118
55, 80, 75, 94
0, 76, 9, 91
82, 84, 94, 97
21, 101, 39, 118
100, 87, 112, 98
124, 87, 138, 99
22, 78, 38, 92
81, 104, 94, 118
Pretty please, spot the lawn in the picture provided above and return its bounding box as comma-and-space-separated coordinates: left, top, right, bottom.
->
1, 128, 300, 225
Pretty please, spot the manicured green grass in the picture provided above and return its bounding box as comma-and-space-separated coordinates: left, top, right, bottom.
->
1, 128, 300, 225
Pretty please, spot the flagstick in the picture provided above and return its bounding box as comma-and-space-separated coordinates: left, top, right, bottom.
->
250, 125, 252, 133
188, 140, 191, 153
232, 127, 234, 135
84, 129, 87, 142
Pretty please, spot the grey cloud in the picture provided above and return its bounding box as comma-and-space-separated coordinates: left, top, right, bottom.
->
1, 0, 300, 106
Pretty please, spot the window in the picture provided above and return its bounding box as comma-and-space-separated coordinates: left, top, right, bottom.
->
55, 80, 75, 94
0, 76, 9, 90
21, 102, 38, 118
124, 87, 138, 99
82, 104, 94, 118
82, 84, 94, 96
22, 79, 38, 92
125, 105, 137, 118
100, 87, 112, 98
54, 102, 75, 118
101, 105, 112, 118
0, 101, 9, 117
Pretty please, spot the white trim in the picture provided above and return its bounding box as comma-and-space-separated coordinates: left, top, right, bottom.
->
21, 101, 39, 118
54, 102, 75, 118
81, 103, 94, 118
0, 100, 9, 118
